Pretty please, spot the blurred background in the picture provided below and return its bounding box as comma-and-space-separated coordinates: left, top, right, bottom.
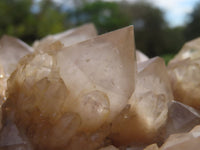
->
0, 0, 200, 62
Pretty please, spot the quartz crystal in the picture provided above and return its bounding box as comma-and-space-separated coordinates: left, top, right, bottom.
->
0, 63, 6, 103
144, 144, 159, 150
136, 50, 149, 63
2, 26, 136, 150
164, 100, 200, 139
98, 145, 119, 150
168, 37, 200, 109
111, 57, 173, 145
33, 23, 97, 51
0, 120, 33, 150
56, 26, 136, 121
0, 35, 33, 76
169, 37, 200, 63
160, 125, 200, 150
0, 35, 32, 130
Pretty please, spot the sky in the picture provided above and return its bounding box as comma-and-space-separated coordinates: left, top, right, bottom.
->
103, 0, 200, 27
145, 0, 199, 27
53, 0, 199, 27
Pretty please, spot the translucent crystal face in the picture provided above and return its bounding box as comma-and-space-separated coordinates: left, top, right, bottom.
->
2, 26, 136, 150
167, 37, 200, 109
170, 38, 200, 63
136, 50, 149, 63
111, 57, 173, 145
0, 35, 32, 76
168, 58, 200, 109
57, 26, 136, 120
165, 100, 200, 139
33, 23, 97, 51
160, 125, 200, 150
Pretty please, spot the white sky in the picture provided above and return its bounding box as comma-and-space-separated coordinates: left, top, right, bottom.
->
104, 0, 199, 27
53, 0, 199, 27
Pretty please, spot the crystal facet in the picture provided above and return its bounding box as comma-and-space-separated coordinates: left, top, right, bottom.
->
168, 37, 200, 109
56, 26, 136, 120
0, 35, 32, 76
160, 125, 200, 150
136, 50, 149, 63
2, 26, 136, 150
111, 57, 173, 145
164, 100, 200, 139
98, 145, 119, 150
33, 23, 97, 51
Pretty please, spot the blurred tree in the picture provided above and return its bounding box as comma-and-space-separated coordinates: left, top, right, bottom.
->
36, 0, 68, 38
0, 0, 34, 41
0, 0, 68, 43
163, 26, 186, 54
122, 1, 167, 57
71, 0, 131, 34
185, 2, 200, 40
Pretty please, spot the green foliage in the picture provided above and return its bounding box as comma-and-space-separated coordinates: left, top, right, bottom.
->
71, 1, 131, 34
161, 53, 175, 65
185, 2, 200, 40
0, 0, 198, 57
163, 26, 185, 54
122, 1, 167, 57
0, 0, 68, 43
35, 0, 67, 38
0, 0, 34, 39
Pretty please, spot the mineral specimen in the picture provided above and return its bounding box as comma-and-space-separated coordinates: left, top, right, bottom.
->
168, 37, 200, 109
0, 35, 33, 76
144, 144, 159, 150
136, 50, 149, 63
56, 25, 136, 121
33, 23, 97, 51
0, 35, 32, 129
98, 145, 119, 150
1, 24, 199, 150
164, 100, 200, 139
169, 37, 200, 63
0, 63, 6, 104
0, 120, 33, 150
160, 125, 200, 150
111, 57, 173, 145
2, 26, 135, 150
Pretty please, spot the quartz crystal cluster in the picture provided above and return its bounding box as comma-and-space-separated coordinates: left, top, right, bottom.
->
1, 23, 200, 150
168, 38, 200, 109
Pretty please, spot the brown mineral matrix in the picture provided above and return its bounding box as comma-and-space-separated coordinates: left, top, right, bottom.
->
168, 37, 200, 109
2, 26, 136, 150
111, 57, 173, 146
